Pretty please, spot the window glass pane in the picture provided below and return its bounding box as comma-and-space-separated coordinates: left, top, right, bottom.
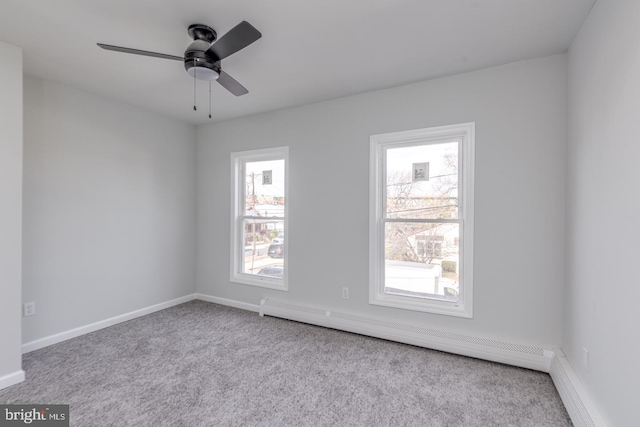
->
242, 219, 284, 277
384, 222, 459, 301
386, 142, 458, 220
244, 159, 285, 217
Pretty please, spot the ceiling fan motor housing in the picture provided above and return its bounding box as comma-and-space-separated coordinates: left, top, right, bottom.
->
184, 39, 221, 81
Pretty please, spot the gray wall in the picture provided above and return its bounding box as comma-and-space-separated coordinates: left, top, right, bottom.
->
0, 42, 23, 382
566, 0, 640, 425
22, 76, 197, 343
197, 54, 567, 348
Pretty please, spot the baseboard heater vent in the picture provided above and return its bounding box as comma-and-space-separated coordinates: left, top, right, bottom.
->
549, 351, 607, 427
259, 298, 553, 372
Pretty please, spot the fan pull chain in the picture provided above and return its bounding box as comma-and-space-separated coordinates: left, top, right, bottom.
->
193, 59, 197, 111
209, 81, 212, 119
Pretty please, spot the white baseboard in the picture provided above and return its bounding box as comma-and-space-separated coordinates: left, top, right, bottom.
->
0, 369, 25, 391
258, 298, 554, 372
550, 350, 608, 427
195, 293, 260, 313
22, 294, 198, 353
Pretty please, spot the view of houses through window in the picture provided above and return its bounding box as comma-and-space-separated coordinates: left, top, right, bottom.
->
384, 141, 461, 301
242, 158, 285, 279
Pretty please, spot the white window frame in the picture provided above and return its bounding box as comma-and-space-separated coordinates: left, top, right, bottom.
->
369, 123, 475, 318
230, 146, 289, 291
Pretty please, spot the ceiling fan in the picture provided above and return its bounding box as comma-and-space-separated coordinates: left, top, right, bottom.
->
97, 21, 262, 99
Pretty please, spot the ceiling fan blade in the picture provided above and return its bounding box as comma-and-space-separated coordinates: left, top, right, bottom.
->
217, 70, 249, 96
97, 43, 183, 61
205, 21, 262, 61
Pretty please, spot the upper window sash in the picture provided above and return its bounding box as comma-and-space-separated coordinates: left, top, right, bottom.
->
382, 139, 462, 222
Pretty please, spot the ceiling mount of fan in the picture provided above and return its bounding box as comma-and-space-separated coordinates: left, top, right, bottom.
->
187, 24, 217, 43
97, 21, 262, 98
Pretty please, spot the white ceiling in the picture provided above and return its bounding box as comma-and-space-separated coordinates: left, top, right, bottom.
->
0, 0, 595, 125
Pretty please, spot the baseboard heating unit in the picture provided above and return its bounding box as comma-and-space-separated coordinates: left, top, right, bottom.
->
549, 350, 607, 427
259, 298, 554, 372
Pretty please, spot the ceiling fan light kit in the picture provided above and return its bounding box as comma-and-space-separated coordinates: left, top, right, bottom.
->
186, 63, 220, 81
97, 21, 262, 116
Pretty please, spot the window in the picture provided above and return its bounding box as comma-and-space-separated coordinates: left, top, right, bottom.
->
231, 147, 288, 290
369, 123, 474, 317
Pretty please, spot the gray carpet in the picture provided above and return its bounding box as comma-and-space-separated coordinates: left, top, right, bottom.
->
0, 300, 572, 426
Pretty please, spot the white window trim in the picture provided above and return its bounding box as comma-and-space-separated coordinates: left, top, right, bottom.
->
369, 123, 475, 318
230, 146, 289, 291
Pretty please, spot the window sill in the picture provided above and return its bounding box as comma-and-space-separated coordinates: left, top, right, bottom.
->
369, 292, 472, 318
231, 273, 288, 291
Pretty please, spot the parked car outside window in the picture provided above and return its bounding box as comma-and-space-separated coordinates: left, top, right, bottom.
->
257, 266, 284, 278
268, 243, 284, 258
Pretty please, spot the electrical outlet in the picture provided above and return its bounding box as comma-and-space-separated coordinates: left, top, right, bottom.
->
342, 287, 349, 299
582, 347, 589, 369
23, 302, 36, 317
